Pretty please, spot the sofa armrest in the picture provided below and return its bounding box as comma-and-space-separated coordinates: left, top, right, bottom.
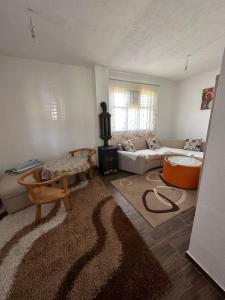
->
118, 151, 146, 175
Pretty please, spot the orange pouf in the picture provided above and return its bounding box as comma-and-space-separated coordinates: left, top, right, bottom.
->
162, 156, 202, 189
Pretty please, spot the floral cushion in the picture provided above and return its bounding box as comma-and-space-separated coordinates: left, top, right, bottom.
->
184, 139, 202, 152
122, 140, 135, 152
146, 137, 160, 149
41, 154, 90, 180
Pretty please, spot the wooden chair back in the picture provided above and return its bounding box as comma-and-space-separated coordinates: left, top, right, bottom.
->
69, 148, 96, 167
18, 167, 69, 204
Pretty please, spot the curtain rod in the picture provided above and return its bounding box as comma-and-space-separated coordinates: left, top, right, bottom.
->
109, 78, 160, 87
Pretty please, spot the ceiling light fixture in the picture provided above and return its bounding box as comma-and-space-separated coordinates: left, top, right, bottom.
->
27, 8, 36, 40
184, 54, 191, 71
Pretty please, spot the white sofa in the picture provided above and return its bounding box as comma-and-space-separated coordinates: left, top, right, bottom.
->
116, 139, 205, 175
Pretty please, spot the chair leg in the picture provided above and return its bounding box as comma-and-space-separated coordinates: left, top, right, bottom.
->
78, 172, 86, 181
63, 195, 71, 211
88, 167, 93, 179
35, 204, 41, 224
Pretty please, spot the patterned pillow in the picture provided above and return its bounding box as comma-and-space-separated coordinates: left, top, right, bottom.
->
184, 139, 202, 152
132, 138, 148, 150
146, 137, 160, 149
122, 140, 135, 152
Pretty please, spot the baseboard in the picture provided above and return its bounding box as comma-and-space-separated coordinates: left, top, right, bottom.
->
185, 251, 225, 296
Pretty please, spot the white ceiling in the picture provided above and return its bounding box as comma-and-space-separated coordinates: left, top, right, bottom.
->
0, 0, 225, 80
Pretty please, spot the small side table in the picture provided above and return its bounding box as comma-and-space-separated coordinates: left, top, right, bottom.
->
98, 146, 118, 175
162, 155, 202, 189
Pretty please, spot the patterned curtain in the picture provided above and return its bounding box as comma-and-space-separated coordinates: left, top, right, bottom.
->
109, 81, 157, 140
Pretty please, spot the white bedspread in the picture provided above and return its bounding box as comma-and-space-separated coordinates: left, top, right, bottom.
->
118, 147, 204, 161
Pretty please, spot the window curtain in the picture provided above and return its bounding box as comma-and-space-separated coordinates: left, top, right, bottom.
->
109, 80, 157, 139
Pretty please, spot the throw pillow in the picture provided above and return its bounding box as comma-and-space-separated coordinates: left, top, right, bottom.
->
184, 139, 202, 152
122, 140, 135, 152
146, 137, 160, 149
132, 138, 148, 150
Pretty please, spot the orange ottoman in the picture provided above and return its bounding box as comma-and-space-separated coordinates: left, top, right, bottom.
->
162, 156, 202, 189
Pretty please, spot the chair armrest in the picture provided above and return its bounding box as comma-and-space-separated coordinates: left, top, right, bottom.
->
18, 172, 69, 188
69, 148, 96, 156
69, 148, 96, 166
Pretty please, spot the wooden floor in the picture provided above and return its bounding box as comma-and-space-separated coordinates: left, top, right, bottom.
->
99, 170, 223, 300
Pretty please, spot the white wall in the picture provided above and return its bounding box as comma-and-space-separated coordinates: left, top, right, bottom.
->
188, 50, 225, 290
172, 68, 219, 140
95, 65, 109, 113
0, 55, 96, 173
0, 58, 176, 173
94, 65, 109, 147
109, 70, 177, 139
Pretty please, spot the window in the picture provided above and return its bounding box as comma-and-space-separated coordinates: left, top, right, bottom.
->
109, 80, 157, 134
49, 98, 65, 121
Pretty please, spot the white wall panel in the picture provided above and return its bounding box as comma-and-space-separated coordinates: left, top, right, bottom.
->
188, 50, 225, 290
0, 56, 96, 173
172, 68, 219, 140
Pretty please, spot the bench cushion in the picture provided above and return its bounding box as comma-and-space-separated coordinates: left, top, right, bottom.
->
0, 175, 31, 213
0, 175, 26, 199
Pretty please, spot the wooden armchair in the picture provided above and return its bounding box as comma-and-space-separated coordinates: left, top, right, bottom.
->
69, 148, 96, 179
18, 167, 71, 224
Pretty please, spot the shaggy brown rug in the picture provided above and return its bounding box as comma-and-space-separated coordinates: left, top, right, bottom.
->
0, 176, 170, 300
111, 170, 197, 227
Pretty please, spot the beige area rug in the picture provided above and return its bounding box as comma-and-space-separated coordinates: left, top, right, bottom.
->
111, 170, 197, 227
0, 176, 170, 300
